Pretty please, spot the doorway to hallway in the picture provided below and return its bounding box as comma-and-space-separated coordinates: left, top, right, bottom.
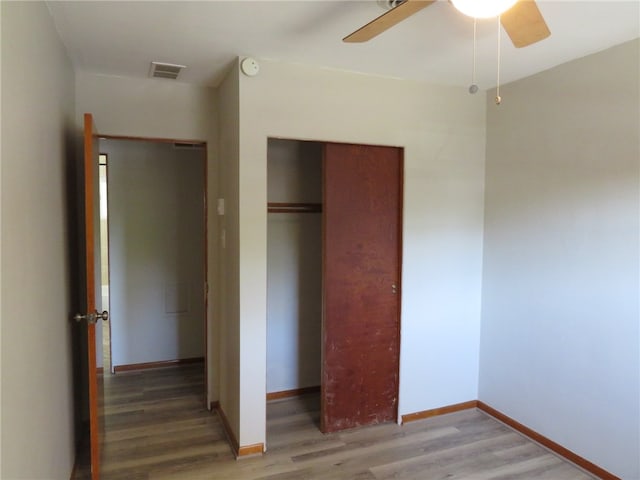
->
96, 138, 207, 376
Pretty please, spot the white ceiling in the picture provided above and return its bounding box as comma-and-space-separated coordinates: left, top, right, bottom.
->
47, 1, 640, 90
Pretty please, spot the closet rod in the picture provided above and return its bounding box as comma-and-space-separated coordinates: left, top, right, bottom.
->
267, 202, 322, 213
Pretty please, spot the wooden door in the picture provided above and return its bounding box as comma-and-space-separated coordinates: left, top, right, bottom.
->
322, 142, 402, 433
75, 113, 104, 479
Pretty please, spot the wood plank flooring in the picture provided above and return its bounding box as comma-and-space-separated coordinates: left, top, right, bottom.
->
76, 364, 596, 479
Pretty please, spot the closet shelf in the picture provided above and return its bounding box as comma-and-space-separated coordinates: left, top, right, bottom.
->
268, 202, 322, 213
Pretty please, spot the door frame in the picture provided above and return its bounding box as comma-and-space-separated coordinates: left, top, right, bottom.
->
97, 133, 210, 402
82, 113, 102, 480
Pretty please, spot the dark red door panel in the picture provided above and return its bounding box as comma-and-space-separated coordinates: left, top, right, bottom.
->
322, 142, 402, 433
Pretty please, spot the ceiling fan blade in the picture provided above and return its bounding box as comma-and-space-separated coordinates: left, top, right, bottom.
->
343, 0, 436, 43
501, 0, 551, 48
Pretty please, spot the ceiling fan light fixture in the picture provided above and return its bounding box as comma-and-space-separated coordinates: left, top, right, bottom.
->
451, 0, 517, 18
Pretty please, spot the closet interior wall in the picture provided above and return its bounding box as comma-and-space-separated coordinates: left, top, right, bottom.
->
266, 139, 323, 395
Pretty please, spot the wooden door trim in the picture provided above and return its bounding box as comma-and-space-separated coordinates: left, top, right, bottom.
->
83, 113, 100, 480
202, 143, 209, 409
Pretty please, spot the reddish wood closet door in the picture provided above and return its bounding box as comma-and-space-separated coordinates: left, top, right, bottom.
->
322, 142, 402, 433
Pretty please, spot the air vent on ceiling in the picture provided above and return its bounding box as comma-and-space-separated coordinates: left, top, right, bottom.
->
150, 62, 186, 80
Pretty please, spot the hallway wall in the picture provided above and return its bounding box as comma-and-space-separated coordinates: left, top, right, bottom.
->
102, 139, 206, 368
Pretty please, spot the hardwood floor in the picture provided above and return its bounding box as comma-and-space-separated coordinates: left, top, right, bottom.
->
76, 364, 595, 479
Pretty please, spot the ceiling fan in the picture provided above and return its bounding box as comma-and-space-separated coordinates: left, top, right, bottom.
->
343, 0, 551, 48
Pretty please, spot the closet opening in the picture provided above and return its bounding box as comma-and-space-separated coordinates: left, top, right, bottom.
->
266, 137, 403, 440
266, 138, 323, 430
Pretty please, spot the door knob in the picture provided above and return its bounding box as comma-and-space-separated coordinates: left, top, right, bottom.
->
391, 284, 398, 294
74, 310, 109, 324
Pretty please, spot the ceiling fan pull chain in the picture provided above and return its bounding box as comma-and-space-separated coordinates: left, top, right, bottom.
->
495, 15, 502, 105
469, 18, 478, 94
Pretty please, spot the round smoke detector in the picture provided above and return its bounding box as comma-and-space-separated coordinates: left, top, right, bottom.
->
377, 0, 404, 10
241, 57, 260, 77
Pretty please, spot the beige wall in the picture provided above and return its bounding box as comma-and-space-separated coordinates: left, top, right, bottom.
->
216, 60, 241, 439
1, 2, 77, 477
75, 72, 220, 402
236, 59, 487, 447
480, 39, 640, 479
75, 72, 216, 141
